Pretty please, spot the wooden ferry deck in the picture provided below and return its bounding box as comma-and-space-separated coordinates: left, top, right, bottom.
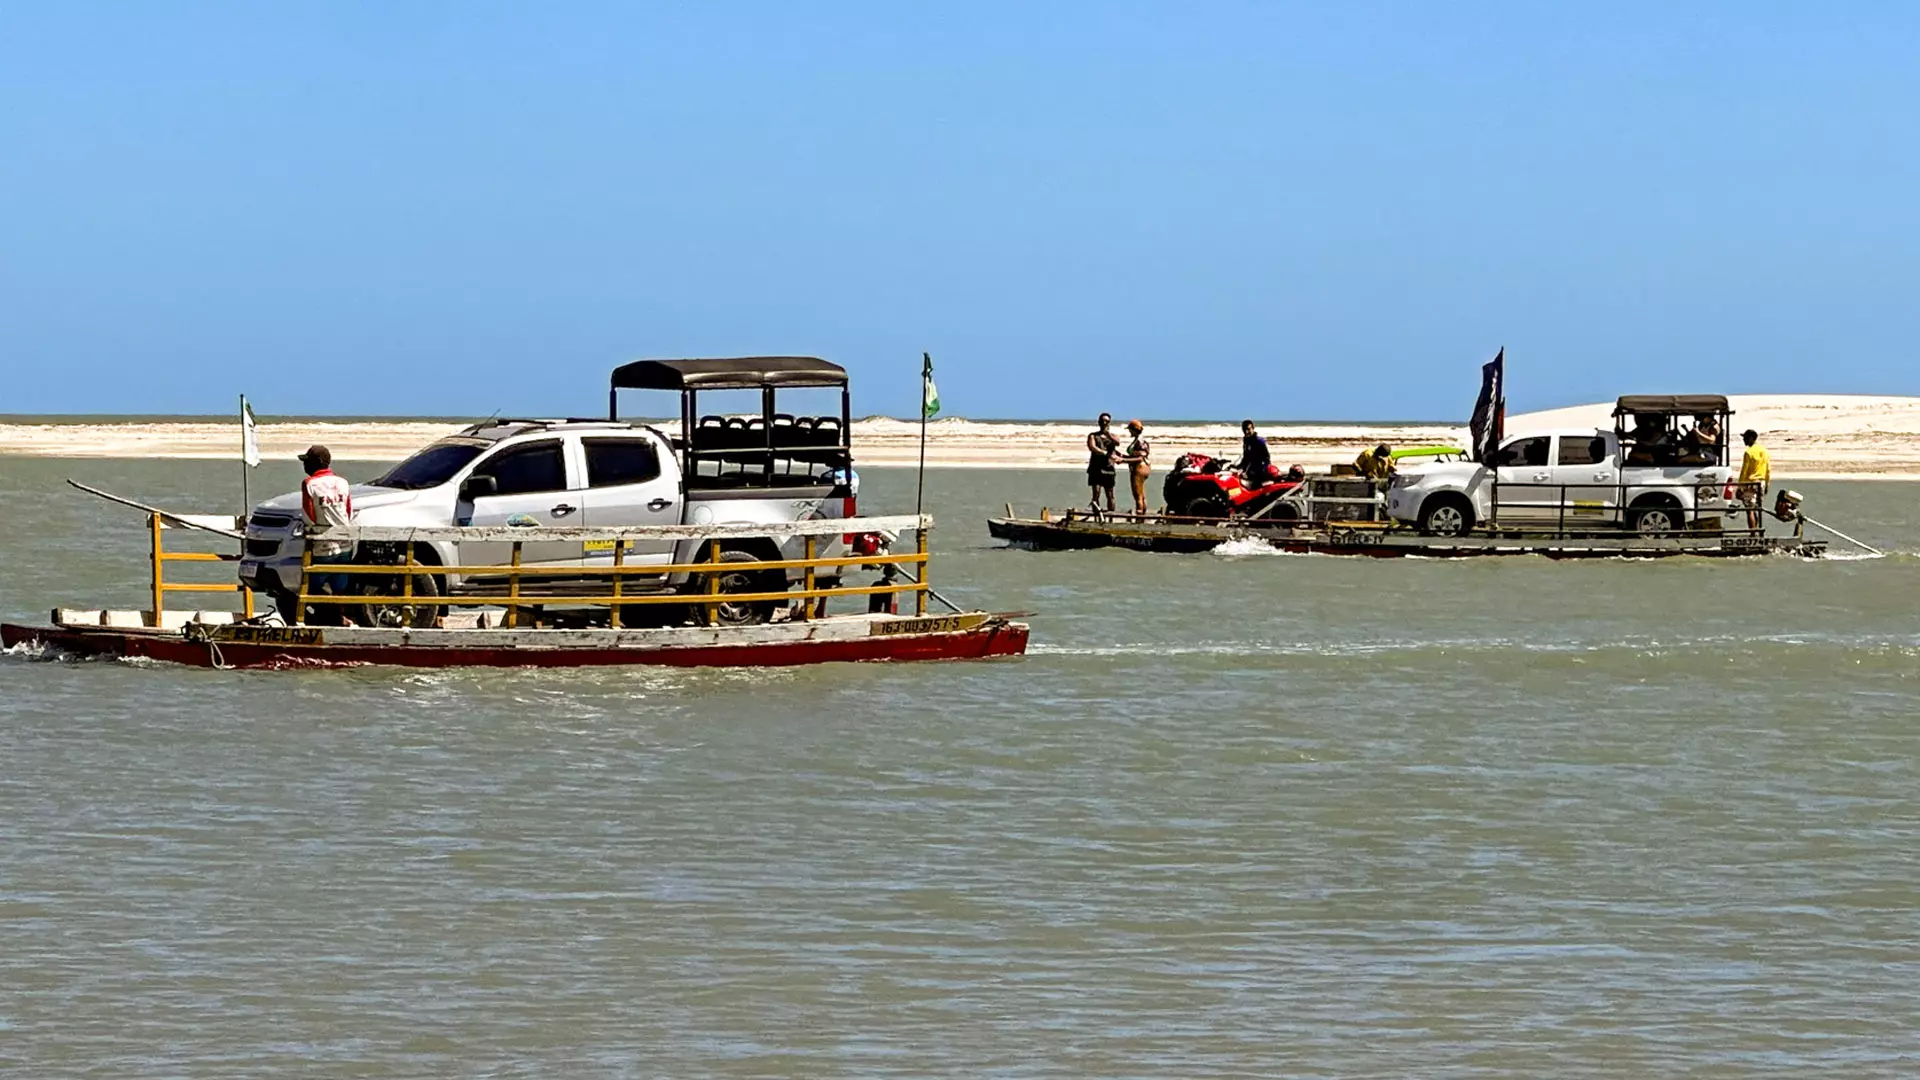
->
2, 610, 1028, 670
987, 512, 1830, 559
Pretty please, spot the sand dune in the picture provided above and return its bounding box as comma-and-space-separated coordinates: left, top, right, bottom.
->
0, 394, 1916, 478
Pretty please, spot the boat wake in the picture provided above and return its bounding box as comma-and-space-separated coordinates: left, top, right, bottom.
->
1205, 534, 1344, 557
1030, 631, 1920, 660
1815, 549, 1887, 562
1209, 538, 1272, 557
1, 639, 52, 661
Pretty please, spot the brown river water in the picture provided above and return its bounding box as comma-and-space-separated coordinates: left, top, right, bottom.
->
3, 456, 1919, 1076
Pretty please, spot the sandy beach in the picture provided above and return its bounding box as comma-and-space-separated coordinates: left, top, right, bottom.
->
1, 395, 1916, 479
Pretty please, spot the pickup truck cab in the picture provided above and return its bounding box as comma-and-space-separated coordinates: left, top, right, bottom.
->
1386, 394, 1736, 537
241, 357, 859, 625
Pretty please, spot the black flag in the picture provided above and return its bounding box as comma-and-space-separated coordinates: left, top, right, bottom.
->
1469, 348, 1505, 463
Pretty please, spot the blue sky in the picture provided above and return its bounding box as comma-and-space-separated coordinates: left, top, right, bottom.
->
3, 2, 1915, 420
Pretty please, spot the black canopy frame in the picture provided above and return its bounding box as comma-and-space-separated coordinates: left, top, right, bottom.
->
609, 357, 852, 491
1611, 395, 1734, 468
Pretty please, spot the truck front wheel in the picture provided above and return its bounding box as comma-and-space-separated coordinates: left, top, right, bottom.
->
1418, 494, 1475, 537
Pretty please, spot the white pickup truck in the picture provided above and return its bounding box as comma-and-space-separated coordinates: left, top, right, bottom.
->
1387, 398, 1737, 537
240, 357, 861, 626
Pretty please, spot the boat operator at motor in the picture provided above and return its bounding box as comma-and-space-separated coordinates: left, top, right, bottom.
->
299, 444, 355, 622
1739, 428, 1771, 530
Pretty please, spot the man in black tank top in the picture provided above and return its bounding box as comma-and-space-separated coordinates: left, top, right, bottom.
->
1086, 413, 1118, 513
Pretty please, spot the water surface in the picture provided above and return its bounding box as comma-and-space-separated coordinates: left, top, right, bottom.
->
3, 458, 1918, 1076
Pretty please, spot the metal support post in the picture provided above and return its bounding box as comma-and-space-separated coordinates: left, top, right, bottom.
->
505, 541, 523, 628
295, 542, 312, 625
610, 543, 624, 629
914, 528, 928, 617
800, 536, 816, 621
149, 513, 164, 626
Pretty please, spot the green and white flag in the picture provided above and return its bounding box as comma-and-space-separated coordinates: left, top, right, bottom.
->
241, 396, 261, 467
921, 352, 940, 419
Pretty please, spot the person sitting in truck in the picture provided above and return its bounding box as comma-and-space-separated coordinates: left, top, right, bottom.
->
1354, 444, 1394, 481
1233, 420, 1273, 484
299, 444, 355, 624
1679, 414, 1722, 465
1625, 413, 1679, 466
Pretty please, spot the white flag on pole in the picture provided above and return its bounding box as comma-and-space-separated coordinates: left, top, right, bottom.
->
241, 396, 261, 467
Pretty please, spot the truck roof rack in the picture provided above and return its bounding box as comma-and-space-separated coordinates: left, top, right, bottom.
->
610, 357, 848, 392
1613, 394, 1731, 416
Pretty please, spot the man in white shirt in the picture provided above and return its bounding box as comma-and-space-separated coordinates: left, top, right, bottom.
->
299, 445, 355, 621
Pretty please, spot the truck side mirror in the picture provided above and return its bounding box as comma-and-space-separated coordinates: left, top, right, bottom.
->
459, 475, 497, 501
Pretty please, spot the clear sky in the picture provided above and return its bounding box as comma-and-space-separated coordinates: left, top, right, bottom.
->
3, 2, 1916, 420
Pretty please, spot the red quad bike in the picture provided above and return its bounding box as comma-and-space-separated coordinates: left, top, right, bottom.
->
1162, 453, 1304, 521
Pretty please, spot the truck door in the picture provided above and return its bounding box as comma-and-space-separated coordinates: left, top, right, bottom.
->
1552, 433, 1620, 526
578, 436, 682, 570
1491, 435, 1554, 524
458, 439, 587, 574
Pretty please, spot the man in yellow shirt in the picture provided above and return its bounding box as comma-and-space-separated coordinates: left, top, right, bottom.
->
1738, 429, 1771, 530
1354, 444, 1393, 482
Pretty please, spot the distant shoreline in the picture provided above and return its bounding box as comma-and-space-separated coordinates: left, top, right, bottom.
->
2, 395, 1917, 479
0, 413, 1460, 428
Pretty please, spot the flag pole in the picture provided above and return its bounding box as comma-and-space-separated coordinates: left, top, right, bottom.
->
915, 353, 931, 519
240, 394, 250, 518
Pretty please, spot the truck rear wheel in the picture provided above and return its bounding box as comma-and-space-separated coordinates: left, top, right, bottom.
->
1629, 499, 1686, 537
354, 570, 444, 629
690, 551, 783, 627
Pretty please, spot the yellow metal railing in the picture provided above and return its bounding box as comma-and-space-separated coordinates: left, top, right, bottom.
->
147, 512, 255, 624
292, 523, 931, 628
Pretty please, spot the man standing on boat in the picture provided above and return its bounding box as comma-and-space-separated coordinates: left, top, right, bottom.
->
299, 445, 355, 623
1112, 419, 1152, 516
1233, 419, 1272, 484
1086, 413, 1119, 515
1738, 429, 1771, 530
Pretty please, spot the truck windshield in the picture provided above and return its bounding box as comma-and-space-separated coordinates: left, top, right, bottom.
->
368, 441, 486, 490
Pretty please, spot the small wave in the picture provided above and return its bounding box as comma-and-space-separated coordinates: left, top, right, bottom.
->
0, 640, 133, 665
1209, 538, 1277, 557
1, 640, 52, 661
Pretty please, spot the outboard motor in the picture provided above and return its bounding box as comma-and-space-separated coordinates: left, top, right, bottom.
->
1773, 489, 1803, 522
